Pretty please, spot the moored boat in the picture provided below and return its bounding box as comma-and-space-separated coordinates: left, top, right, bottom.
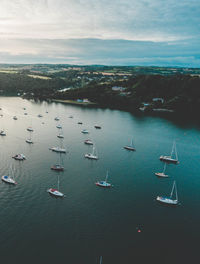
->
84, 139, 93, 145
160, 141, 179, 164
12, 154, 26, 160
96, 171, 111, 188
1, 175, 17, 185
156, 181, 178, 206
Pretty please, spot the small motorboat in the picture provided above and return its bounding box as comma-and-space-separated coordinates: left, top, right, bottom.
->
13, 116, 17, 120
47, 188, 64, 197
0, 130, 6, 136
54, 117, 59, 121
56, 124, 62, 129
51, 164, 64, 171
27, 127, 34, 132
84, 139, 93, 145
78, 122, 83, 125
94, 125, 101, 129
38, 114, 43, 117
49, 147, 66, 153
12, 154, 26, 160
1, 175, 17, 185
81, 129, 89, 134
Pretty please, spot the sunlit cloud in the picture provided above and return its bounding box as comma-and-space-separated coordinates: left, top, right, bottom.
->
0, 0, 199, 65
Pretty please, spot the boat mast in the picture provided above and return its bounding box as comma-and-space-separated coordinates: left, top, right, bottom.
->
163, 163, 166, 174
57, 175, 60, 191
174, 142, 178, 160
175, 182, 178, 201
170, 181, 175, 198
105, 171, 109, 182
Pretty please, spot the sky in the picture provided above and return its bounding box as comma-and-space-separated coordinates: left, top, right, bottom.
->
0, 0, 199, 67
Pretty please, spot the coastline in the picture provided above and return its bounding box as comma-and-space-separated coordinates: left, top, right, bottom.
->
52, 99, 98, 106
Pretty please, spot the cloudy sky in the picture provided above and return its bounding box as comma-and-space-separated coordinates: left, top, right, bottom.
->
0, 0, 199, 66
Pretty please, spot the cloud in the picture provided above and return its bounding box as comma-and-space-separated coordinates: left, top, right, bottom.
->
0, 38, 199, 67
0, 0, 199, 66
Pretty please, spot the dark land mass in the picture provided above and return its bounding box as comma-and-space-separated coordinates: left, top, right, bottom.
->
0, 64, 200, 116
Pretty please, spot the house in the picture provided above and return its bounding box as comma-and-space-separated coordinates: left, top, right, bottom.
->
152, 98, 164, 104
112, 86, 126, 92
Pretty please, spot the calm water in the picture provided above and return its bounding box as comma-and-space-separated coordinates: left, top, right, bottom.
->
0, 97, 199, 264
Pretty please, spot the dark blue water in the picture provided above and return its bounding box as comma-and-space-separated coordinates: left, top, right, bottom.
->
0, 97, 199, 264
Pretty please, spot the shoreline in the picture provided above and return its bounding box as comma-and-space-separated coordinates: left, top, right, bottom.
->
52, 99, 98, 106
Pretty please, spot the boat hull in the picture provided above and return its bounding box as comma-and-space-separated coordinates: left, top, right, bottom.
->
47, 188, 64, 197
156, 196, 178, 205
155, 172, 169, 178
160, 156, 179, 164
85, 154, 98, 160
51, 166, 64, 171
1, 176, 17, 185
95, 182, 111, 188
50, 147, 66, 153
124, 146, 136, 151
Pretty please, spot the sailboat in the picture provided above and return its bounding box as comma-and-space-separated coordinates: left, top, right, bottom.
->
156, 181, 178, 205
13, 116, 17, 120
155, 163, 169, 178
85, 145, 98, 160
27, 127, 33, 132
47, 175, 64, 197
84, 139, 93, 145
49, 138, 66, 153
124, 138, 136, 151
2, 165, 17, 185
54, 117, 60, 121
51, 153, 64, 171
96, 171, 111, 188
56, 124, 62, 129
0, 130, 6, 136
81, 129, 89, 134
160, 141, 179, 164
12, 154, 26, 160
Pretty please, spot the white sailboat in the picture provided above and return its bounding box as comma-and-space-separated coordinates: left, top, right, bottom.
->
160, 141, 179, 164
47, 175, 64, 197
85, 145, 98, 160
54, 117, 60, 121
124, 138, 136, 151
84, 139, 93, 145
51, 153, 64, 171
81, 129, 89, 134
2, 165, 17, 185
56, 124, 62, 129
155, 163, 169, 178
27, 127, 33, 132
12, 154, 26, 160
0, 130, 6, 136
156, 181, 178, 205
49, 138, 66, 153
96, 171, 111, 188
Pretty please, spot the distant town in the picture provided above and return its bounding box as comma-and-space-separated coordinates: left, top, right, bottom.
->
0, 64, 200, 115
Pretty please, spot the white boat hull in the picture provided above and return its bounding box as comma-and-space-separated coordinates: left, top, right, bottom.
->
160, 155, 179, 164
50, 147, 66, 153
47, 188, 64, 197
2, 176, 17, 184
156, 196, 178, 205
85, 154, 98, 160
155, 172, 169, 178
96, 181, 111, 187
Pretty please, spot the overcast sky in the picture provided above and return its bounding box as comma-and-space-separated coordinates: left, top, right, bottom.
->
0, 0, 199, 66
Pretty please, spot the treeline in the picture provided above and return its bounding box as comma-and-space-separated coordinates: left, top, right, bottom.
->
55, 74, 200, 114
